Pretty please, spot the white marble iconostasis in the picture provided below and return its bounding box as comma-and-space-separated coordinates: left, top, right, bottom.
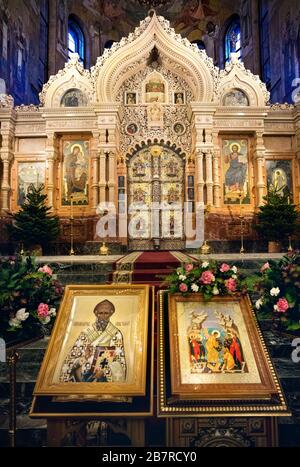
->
1, 12, 300, 247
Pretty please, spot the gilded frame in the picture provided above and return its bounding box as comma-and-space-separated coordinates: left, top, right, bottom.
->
34, 284, 149, 397
158, 291, 289, 417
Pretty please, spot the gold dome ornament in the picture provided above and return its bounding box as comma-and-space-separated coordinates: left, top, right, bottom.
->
150, 145, 162, 157
99, 242, 109, 256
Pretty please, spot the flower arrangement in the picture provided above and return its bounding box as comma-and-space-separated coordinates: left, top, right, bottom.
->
246, 252, 300, 331
0, 256, 64, 344
167, 260, 243, 300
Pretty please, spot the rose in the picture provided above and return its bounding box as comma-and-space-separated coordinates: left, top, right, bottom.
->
185, 264, 194, 273
225, 278, 237, 292
274, 298, 289, 313
220, 263, 230, 273
270, 287, 280, 297
261, 262, 270, 273
179, 283, 188, 293
37, 303, 50, 318
200, 270, 215, 285
38, 265, 53, 276
191, 283, 199, 292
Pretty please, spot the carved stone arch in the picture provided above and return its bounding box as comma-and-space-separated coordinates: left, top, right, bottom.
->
217, 55, 269, 107
126, 139, 186, 161
93, 13, 215, 104
40, 54, 94, 107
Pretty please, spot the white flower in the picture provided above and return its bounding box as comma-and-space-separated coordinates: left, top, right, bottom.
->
179, 275, 187, 281
231, 274, 237, 279
9, 318, 22, 328
176, 268, 183, 275
274, 304, 279, 312
15, 308, 29, 322
212, 286, 220, 295
255, 298, 264, 310
191, 283, 199, 292
270, 287, 280, 297
202, 261, 209, 268
49, 308, 56, 317
231, 266, 238, 274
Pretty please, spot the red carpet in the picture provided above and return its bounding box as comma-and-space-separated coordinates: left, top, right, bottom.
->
131, 252, 180, 285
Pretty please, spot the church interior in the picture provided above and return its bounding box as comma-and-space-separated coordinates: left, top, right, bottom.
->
0, 0, 300, 449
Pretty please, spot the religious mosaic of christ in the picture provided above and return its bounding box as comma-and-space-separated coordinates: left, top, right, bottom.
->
62, 140, 89, 206
222, 139, 250, 205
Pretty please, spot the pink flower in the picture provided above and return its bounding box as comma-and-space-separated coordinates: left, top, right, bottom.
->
38, 265, 53, 276
225, 278, 237, 292
220, 263, 230, 273
200, 270, 215, 285
261, 262, 270, 273
185, 264, 194, 273
274, 298, 289, 313
179, 283, 188, 293
37, 303, 50, 318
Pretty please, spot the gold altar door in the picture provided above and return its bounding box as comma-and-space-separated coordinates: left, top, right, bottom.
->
127, 145, 185, 250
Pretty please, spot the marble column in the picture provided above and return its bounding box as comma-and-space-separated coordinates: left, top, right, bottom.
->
205, 149, 213, 207
91, 133, 100, 209
108, 150, 116, 203
196, 149, 204, 204
212, 133, 221, 208
0, 129, 14, 213
46, 132, 57, 210
99, 149, 107, 203
254, 132, 266, 206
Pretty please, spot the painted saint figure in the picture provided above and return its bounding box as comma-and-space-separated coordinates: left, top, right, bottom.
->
225, 144, 247, 192
65, 145, 88, 197
60, 300, 126, 383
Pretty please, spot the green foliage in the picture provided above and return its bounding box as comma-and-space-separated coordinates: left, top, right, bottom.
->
0, 256, 64, 344
254, 188, 299, 242
7, 185, 60, 249
249, 253, 300, 331
165, 260, 243, 300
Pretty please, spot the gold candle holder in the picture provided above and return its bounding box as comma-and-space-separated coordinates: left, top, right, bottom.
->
239, 192, 245, 255
69, 195, 75, 256
200, 204, 211, 255
99, 241, 109, 256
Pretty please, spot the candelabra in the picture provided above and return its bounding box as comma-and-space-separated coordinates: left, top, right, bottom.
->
239, 193, 245, 255
69, 195, 75, 256
200, 204, 211, 255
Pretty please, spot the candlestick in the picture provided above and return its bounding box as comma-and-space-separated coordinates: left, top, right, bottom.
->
200, 204, 211, 255
239, 192, 245, 254
69, 195, 75, 256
